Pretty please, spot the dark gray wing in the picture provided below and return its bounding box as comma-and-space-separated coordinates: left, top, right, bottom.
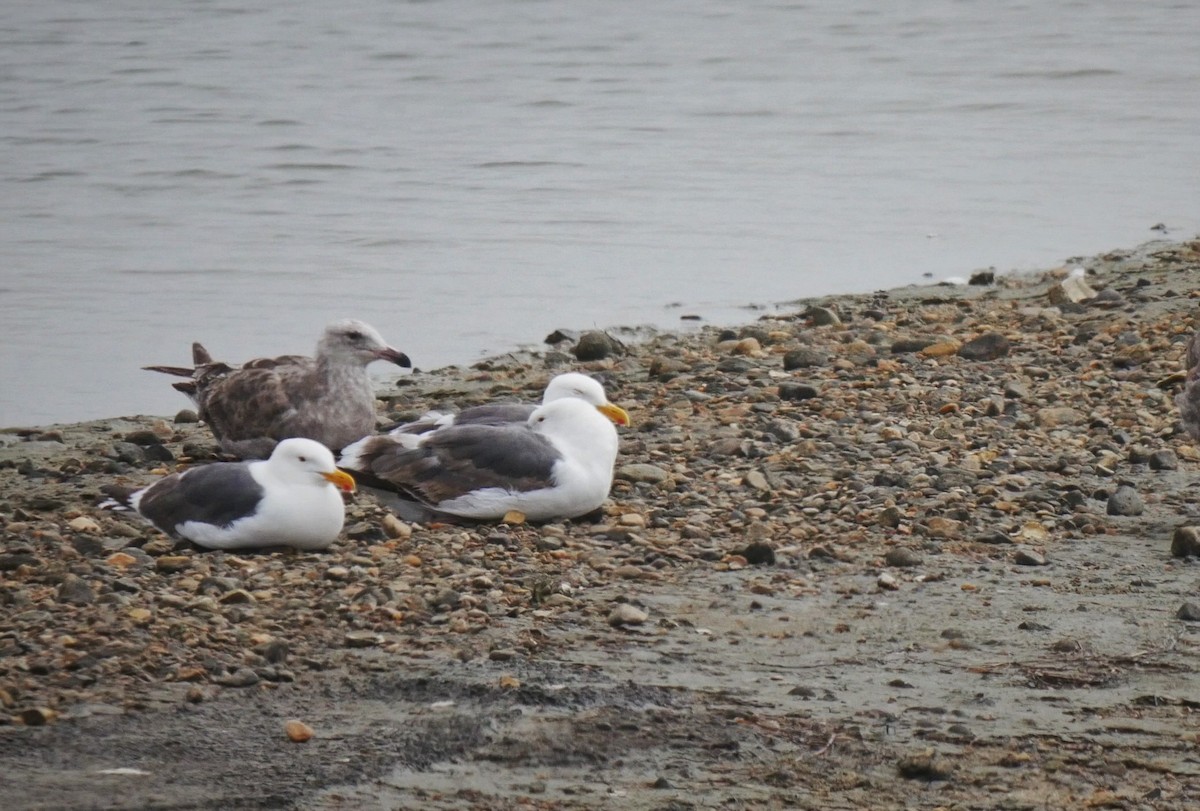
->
393, 403, 537, 435
134, 462, 265, 536
354, 424, 560, 506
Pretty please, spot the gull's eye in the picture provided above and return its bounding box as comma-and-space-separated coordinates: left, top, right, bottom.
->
345, 330, 365, 342
298, 455, 307, 462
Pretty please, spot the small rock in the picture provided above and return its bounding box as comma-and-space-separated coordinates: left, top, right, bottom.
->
105, 552, 139, 569
608, 603, 649, 627
18, 708, 58, 726
381, 513, 412, 539
174, 409, 200, 424
878, 506, 904, 528
324, 566, 351, 581
1149, 450, 1179, 471
897, 750, 955, 781
958, 332, 1011, 361
740, 542, 776, 566
782, 348, 828, 370
884, 548, 922, 568
615, 464, 669, 484
214, 668, 260, 688
57, 574, 95, 606
877, 572, 900, 591
804, 306, 841, 326
891, 337, 937, 354
968, 270, 995, 285
155, 556, 191, 573
344, 632, 382, 648
1013, 548, 1048, 566
1171, 526, 1200, 558
1177, 602, 1200, 622
1037, 406, 1085, 428
778, 383, 819, 402
573, 331, 621, 361
732, 337, 762, 355
744, 470, 770, 491
285, 719, 314, 743
1106, 485, 1144, 516
924, 516, 962, 539
68, 516, 102, 534
488, 648, 518, 661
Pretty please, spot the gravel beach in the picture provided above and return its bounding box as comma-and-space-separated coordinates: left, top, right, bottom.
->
3, 238, 1200, 810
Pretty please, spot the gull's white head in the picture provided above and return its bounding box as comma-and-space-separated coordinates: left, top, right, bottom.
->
543, 373, 631, 427
269, 438, 356, 492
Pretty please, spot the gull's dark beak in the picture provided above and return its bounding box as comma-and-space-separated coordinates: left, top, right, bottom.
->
375, 347, 412, 368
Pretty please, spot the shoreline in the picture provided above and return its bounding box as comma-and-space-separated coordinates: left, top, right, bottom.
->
3, 236, 1200, 810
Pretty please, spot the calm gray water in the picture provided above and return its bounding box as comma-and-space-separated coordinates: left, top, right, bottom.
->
3, 0, 1198, 426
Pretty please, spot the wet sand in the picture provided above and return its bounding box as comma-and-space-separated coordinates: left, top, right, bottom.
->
2, 238, 1200, 810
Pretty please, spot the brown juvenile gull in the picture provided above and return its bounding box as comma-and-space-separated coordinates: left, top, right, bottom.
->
146, 319, 411, 459
339, 396, 630, 522
390, 372, 630, 435
99, 438, 356, 550
1177, 328, 1200, 440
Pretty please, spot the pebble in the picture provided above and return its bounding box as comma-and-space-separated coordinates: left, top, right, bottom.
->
877, 572, 900, 591
957, 332, 1011, 361
1013, 548, 1048, 566
155, 556, 191, 573
214, 668, 260, 688
1036, 407, 1085, 428
1176, 602, 1200, 622
782, 347, 828, 370
68, 516, 101, 534
778, 383, 819, 402
884, 548, 922, 568
615, 464, 669, 484
1106, 486, 1144, 516
285, 719, 314, 743
573, 331, 621, 361
1171, 526, 1200, 558
381, 514, 412, 539
1148, 450, 1178, 471
608, 603, 649, 627
57, 574, 95, 606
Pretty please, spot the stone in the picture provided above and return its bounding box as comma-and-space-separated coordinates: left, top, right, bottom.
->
732, 337, 762, 355
778, 383, 819, 402
615, 463, 669, 484
958, 332, 1011, 361
57, 574, 94, 606
18, 707, 58, 726
1149, 450, 1178, 471
1106, 485, 1144, 516
782, 348, 828, 370
608, 603, 649, 627
877, 572, 900, 591
68, 516, 101, 534
344, 632, 382, 648
285, 719, 314, 743
1171, 527, 1200, 558
573, 331, 621, 361
155, 556, 192, 573
924, 517, 962, 539
740, 542, 776, 566
804, 306, 841, 326
381, 514, 412, 539
884, 548, 922, 568
744, 470, 770, 491
214, 668, 260, 688
891, 337, 936, 354
1037, 406, 1085, 428
1013, 548, 1048, 566
174, 409, 200, 424
896, 750, 955, 781
1176, 602, 1200, 622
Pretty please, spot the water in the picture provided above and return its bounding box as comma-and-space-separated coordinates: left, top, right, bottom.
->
2, 0, 1198, 426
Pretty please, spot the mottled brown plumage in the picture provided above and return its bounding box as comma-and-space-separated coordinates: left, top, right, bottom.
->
146, 319, 411, 458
